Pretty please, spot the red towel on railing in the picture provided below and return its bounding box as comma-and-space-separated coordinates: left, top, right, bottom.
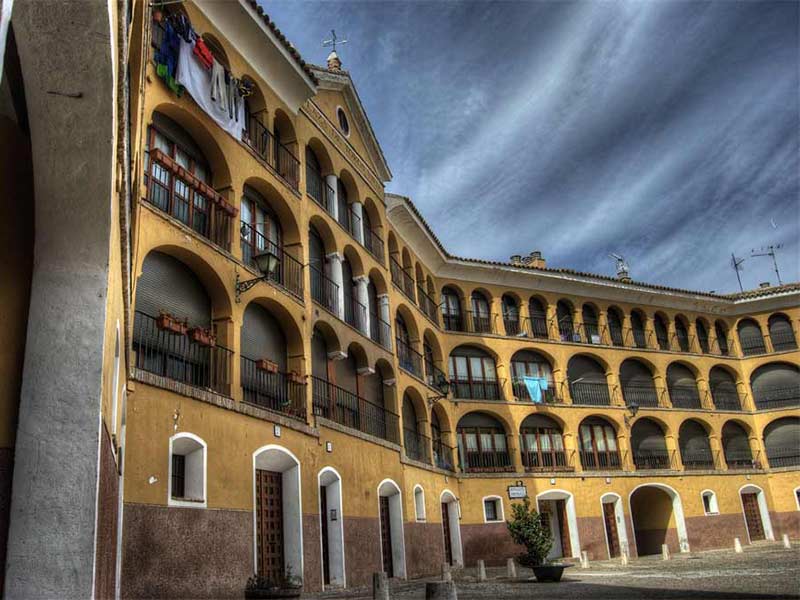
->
192, 38, 213, 69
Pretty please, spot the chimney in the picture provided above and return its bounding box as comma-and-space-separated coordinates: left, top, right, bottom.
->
528, 250, 546, 269
759, 282, 771, 289
326, 51, 342, 72
509, 255, 523, 265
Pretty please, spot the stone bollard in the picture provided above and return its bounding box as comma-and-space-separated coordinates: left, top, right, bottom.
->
373, 572, 389, 600
783, 534, 791, 549
506, 558, 517, 579
620, 547, 629, 566
426, 580, 458, 600
661, 544, 670, 560
442, 562, 452, 582
734, 537, 743, 553
580, 550, 589, 569
477, 559, 487, 582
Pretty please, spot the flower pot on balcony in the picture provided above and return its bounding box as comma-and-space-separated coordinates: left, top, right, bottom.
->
156, 312, 188, 335
190, 327, 216, 347
256, 359, 279, 374
288, 371, 306, 384
219, 198, 238, 217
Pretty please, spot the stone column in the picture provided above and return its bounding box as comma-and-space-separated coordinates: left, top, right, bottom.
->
327, 252, 345, 320
325, 174, 339, 219
621, 312, 633, 347
598, 309, 611, 345
546, 303, 559, 340
378, 293, 392, 351
354, 275, 370, 336
351, 201, 365, 244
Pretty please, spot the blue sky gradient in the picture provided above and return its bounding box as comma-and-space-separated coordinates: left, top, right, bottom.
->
265, 1, 799, 293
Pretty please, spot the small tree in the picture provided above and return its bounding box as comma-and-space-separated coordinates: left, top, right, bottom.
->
506, 497, 553, 567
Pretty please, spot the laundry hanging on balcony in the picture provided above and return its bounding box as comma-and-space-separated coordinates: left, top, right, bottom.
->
176, 38, 243, 140
523, 376, 548, 403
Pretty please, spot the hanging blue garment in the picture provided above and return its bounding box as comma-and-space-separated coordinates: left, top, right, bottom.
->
523, 376, 547, 403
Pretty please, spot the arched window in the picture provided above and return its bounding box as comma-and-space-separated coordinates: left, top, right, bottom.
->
714, 320, 730, 356
308, 225, 336, 314
456, 413, 511, 472
567, 355, 609, 406
520, 414, 568, 471
701, 490, 719, 515
556, 300, 575, 341
738, 319, 766, 356
654, 314, 669, 350
631, 418, 670, 470
763, 417, 799, 468
527, 297, 548, 339
768, 314, 797, 352
470, 291, 492, 334
449, 346, 501, 400
403, 393, 427, 462
441, 287, 463, 332
750, 362, 800, 410
696, 319, 710, 354
240, 185, 284, 277
502, 294, 520, 336
145, 112, 225, 245
169, 433, 207, 507
431, 409, 452, 471
607, 308, 624, 347
305, 146, 325, 203
413, 486, 426, 521
619, 359, 658, 408
666, 363, 701, 409
709, 367, 741, 411
722, 422, 754, 469
396, 315, 421, 377
630, 310, 648, 349
582, 304, 600, 344
337, 107, 350, 135
578, 417, 620, 470
510, 350, 555, 403
679, 420, 714, 470
674, 317, 690, 352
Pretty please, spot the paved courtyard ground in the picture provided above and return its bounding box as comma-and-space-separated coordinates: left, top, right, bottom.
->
310, 542, 800, 599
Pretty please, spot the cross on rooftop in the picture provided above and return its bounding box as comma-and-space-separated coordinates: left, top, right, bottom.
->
322, 29, 347, 54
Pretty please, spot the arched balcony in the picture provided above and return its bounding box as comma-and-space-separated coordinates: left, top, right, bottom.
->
423, 331, 447, 390
440, 286, 463, 332
696, 319, 710, 354
308, 222, 339, 316
431, 406, 455, 471
631, 418, 674, 470
367, 270, 391, 350
556, 300, 576, 341
305, 142, 335, 209
448, 345, 503, 400
629, 309, 649, 349
567, 355, 611, 406
133, 250, 232, 395
502, 294, 521, 336
666, 363, 702, 409
361, 198, 385, 263
722, 421, 757, 470
389, 248, 416, 302
396, 311, 423, 379
310, 329, 399, 443
763, 417, 799, 468
240, 302, 305, 420
673, 316, 692, 352
768, 314, 797, 352
713, 320, 731, 356
578, 417, 622, 471
510, 350, 558, 403
402, 391, 430, 464
519, 414, 572, 471
607, 307, 624, 347
709, 366, 742, 411
654, 313, 670, 351
469, 290, 496, 334
526, 296, 549, 339
750, 362, 800, 410
678, 420, 717, 470
581, 304, 601, 345
620, 359, 662, 408
456, 412, 512, 473
738, 318, 767, 356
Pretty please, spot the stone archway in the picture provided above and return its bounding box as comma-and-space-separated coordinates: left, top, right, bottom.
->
440, 490, 463, 567
535, 490, 581, 560
628, 484, 689, 556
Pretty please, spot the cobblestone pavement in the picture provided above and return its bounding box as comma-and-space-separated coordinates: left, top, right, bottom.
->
309, 543, 800, 599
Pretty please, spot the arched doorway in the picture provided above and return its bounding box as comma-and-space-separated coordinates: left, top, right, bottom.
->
739, 485, 773, 543
440, 490, 463, 567
536, 490, 580, 560
600, 493, 629, 559
629, 484, 689, 556
252, 445, 304, 586
377, 479, 406, 579
318, 467, 345, 589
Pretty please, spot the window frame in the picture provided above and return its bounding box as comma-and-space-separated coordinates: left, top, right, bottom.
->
482, 496, 504, 523
701, 489, 719, 515
168, 432, 208, 509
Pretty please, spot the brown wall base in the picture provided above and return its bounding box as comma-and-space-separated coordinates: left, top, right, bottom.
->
404, 521, 445, 578
343, 516, 382, 588
634, 526, 678, 556
121, 503, 252, 599
94, 425, 120, 600
460, 522, 524, 567
577, 516, 606, 560
685, 513, 748, 551
302, 513, 322, 592
770, 511, 800, 540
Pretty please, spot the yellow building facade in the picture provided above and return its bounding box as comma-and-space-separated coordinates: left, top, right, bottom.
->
1, 1, 798, 598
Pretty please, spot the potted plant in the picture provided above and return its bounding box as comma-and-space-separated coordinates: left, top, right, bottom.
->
288, 371, 305, 384
507, 497, 571, 582
255, 359, 279, 374
156, 311, 188, 335
189, 326, 216, 347
244, 570, 302, 599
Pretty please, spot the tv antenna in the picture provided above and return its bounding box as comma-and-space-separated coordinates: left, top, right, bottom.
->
609, 253, 630, 279
750, 244, 783, 286
322, 29, 347, 54
730, 253, 745, 292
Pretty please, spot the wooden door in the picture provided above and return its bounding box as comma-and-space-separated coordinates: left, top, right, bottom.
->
556, 499, 572, 558
441, 502, 453, 565
741, 493, 765, 541
256, 469, 284, 581
603, 502, 620, 558
379, 496, 394, 577
320, 485, 330, 585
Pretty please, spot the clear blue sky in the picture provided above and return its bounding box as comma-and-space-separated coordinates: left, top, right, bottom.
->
265, 1, 799, 293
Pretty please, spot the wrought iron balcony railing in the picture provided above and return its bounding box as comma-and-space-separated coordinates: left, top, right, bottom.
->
240, 223, 303, 298
389, 256, 416, 302
753, 386, 799, 410
241, 356, 306, 421
633, 449, 677, 471
243, 114, 300, 190
668, 383, 703, 409
458, 449, 513, 473
396, 337, 424, 379
511, 378, 561, 403
568, 381, 613, 406
310, 266, 340, 316
579, 449, 624, 471
433, 439, 456, 471
681, 449, 720, 470
766, 447, 800, 468
450, 377, 504, 401
404, 428, 431, 464
521, 447, 574, 472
